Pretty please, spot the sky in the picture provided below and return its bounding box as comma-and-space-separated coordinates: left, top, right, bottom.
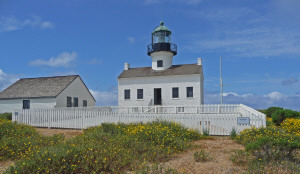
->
0, 0, 300, 110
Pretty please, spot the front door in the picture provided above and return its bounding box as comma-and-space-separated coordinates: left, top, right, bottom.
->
154, 88, 162, 105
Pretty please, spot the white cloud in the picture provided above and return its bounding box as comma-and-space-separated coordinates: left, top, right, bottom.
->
205, 90, 300, 111
0, 16, 54, 32
41, 21, 54, 29
0, 69, 19, 91
184, 7, 300, 58
89, 89, 118, 106
30, 52, 77, 68
127, 37, 135, 44
185, 27, 300, 57
87, 58, 102, 65
264, 91, 286, 101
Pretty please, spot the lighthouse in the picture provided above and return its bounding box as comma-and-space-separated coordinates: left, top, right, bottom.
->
147, 21, 177, 70
118, 21, 204, 107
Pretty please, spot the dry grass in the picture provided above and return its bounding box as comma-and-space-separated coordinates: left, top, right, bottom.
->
162, 136, 246, 174
36, 128, 83, 139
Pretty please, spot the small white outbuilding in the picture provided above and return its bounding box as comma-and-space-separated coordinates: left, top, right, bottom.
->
0, 75, 95, 113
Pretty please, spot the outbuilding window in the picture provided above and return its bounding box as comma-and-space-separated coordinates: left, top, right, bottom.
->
73, 97, 78, 107
23, 100, 30, 109
83, 100, 87, 107
125, 89, 130, 99
187, 87, 193, 98
172, 87, 179, 98
157, 60, 163, 67
137, 89, 143, 99
67, 97, 72, 107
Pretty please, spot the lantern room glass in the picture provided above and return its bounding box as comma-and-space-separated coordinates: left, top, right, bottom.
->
152, 31, 171, 44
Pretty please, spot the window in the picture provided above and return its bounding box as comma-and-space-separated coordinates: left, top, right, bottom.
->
67, 97, 72, 107
23, 100, 30, 109
83, 100, 87, 107
172, 87, 179, 98
187, 87, 193, 98
73, 97, 78, 107
137, 89, 143, 99
177, 107, 184, 113
124, 89, 130, 99
157, 60, 163, 67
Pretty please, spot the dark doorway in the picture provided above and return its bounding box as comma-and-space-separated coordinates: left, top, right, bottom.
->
154, 88, 162, 105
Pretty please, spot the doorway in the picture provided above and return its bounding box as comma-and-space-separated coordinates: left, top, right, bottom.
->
154, 88, 162, 105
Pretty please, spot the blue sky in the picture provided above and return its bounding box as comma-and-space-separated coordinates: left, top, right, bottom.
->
0, 0, 300, 110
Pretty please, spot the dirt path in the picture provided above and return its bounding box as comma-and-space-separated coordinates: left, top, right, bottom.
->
36, 128, 83, 139
163, 136, 246, 174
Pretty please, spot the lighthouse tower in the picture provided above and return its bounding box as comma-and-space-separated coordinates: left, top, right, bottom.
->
147, 21, 177, 70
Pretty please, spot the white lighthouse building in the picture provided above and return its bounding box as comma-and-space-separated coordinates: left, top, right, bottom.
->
118, 21, 204, 107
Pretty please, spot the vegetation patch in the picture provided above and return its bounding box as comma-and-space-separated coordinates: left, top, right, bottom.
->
0, 113, 12, 120
193, 150, 211, 162
4, 121, 202, 173
234, 107, 300, 173
0, 120, 65, 161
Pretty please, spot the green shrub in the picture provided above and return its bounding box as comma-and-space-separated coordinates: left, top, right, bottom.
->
236, 126, 300, 163
0, 121, 65, 161
202, 128, 209, 136
245, 136, 299, 162
230, 127, 237, 139
265, 107, 283, 117
193, 150, 211, 162
230, 150, 251, 166
272, 109, 300, 126
0, 113, 12, 120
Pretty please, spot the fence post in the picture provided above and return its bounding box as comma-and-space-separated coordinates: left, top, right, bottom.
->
48, 110, 51, 129
81, 110, 84, 130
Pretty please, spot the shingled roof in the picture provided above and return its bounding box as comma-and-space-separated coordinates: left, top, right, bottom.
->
0, 75, 79, 99
118, 64, 202, 79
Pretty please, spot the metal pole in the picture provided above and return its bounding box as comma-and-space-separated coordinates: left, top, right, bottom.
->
220, 56, 223, 105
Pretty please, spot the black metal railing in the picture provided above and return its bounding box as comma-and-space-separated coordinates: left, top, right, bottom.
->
147, 43, 177, 56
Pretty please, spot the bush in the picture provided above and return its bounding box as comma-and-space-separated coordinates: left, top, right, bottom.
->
202, 128, 209, 136
230, 150, 251, 166
236, 126, 300, 163
265, 107, 283, 117
0, 121, 65, 161
230, 127, 237, 139
280, 118, 300, 136
272, 109, 299, 126
5, 121, 203, 174
0, 113, 12, 120
193, 150, 211, 162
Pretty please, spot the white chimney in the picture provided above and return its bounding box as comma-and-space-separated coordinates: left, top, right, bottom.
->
197, 58, 202, 65
124, 63, 130, 70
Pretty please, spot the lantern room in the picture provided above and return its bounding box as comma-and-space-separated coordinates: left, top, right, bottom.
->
147, 21, 177, 56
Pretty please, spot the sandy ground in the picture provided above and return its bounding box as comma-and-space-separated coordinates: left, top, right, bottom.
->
163, 136, 246, 174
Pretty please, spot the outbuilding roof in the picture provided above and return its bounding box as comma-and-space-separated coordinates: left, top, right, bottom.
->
118, 64, 202, 79
0, 75, 80, 99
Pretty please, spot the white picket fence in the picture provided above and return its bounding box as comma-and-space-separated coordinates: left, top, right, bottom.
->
12, 104, 266, 135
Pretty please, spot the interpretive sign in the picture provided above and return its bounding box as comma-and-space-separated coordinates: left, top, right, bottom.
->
237, 117, 250, 125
